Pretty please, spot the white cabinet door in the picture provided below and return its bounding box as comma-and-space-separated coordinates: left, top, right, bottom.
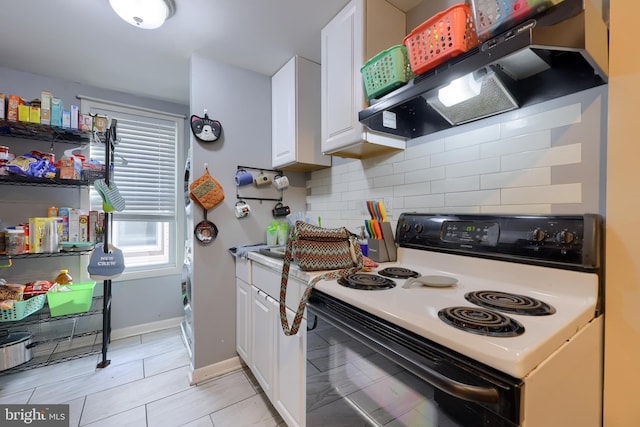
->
272, 56, 330, 171
236, 278, 251, 365
275, 308, 307, 427
321, 0, 407, 158
272, 57, 297, 168
321, 0, 363, 154
251, 286, 276, 398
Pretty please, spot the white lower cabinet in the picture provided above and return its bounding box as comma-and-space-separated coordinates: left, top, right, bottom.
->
275, 307, 307, 427
251, 286, 277, 399
237, 257, 307, 426
236, 278, 252, 364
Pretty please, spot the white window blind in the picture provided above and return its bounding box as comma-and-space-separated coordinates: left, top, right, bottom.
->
89, 116, 177, 219
80, 97, 183, 276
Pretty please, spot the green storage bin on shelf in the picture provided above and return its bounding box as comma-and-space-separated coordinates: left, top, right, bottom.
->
0, 294, 46, 322
46, 282, 97, 317
360, 45, 414, 100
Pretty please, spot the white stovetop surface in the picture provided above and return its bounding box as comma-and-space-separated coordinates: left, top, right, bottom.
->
248, 249, 599, 379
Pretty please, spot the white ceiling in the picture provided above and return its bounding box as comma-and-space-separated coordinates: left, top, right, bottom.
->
0, 0, 420, 106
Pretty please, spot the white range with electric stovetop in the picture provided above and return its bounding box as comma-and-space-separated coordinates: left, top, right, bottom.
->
305, 213, 603, 427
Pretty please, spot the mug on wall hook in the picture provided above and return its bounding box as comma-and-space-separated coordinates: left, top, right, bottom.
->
272, 202, 290, 217
235, 200, 251, 218
254, 171, 272, 187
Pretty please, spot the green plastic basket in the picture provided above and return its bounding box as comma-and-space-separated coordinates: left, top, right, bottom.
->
361, 45, 414, 100
47, 282, 96, 317
0, 294, 46, 322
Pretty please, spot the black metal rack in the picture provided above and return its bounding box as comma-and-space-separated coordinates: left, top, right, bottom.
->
95, 120, 117, 369
0, 121, 110, 374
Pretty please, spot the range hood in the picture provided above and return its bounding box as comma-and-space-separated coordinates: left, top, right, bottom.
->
358, 0, 608, 139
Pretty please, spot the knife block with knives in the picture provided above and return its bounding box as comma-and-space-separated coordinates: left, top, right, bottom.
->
364, 200, 396, 262
367, 222, 396, 262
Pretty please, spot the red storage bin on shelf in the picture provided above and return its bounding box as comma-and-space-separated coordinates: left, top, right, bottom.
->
403, 3, 479, 76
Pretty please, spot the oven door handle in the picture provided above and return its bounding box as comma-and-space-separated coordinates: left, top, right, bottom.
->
309, 304, 500, 404
377, 340, 501, 403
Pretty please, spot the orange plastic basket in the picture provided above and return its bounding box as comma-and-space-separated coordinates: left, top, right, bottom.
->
403, 3, 480, 75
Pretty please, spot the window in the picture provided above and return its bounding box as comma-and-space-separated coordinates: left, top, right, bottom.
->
80, 98, 184, 278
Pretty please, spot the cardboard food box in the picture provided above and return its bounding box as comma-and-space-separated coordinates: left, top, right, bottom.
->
40, 91, 52, 125
7, 95, 23, 122
71, 105, 79, 129
79, 213, 89, 242
29, 106, 41, 124
62, 110, 71, 128
0, 93, 5, 120
57, 207, 70, 242
28, 217, 49, 254
68, 208, 80, 242
79, 114, 92, 131
93, 115, 107, 132
51, 97, 62, 127
58, 158, 77, 180
18, 104, 30, 122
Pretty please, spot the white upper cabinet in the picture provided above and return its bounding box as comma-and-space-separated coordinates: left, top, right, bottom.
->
272, 56, 331, 171
321, 0, 407, 158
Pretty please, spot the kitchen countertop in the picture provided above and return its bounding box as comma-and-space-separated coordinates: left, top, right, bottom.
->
247, 251, 314, 283
247, 251, 390, 284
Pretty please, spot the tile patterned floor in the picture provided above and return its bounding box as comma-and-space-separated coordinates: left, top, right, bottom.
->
0, 327, 284, 427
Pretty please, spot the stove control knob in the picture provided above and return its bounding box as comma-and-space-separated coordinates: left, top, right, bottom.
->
531, 228, 546, 242
555, 230, 575, 245
400, 222, 411, 233
414, 224, 424, 234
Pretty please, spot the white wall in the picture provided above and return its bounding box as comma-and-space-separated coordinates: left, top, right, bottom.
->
309, 86, 607, 233
189, 55, 308, 371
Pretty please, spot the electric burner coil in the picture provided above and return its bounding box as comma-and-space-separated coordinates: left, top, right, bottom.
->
438, 306, 525, 337
465, 290, 556, 316
337, 273, 396, 290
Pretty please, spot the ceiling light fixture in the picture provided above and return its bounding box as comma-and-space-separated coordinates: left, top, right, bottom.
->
109, 0, 176, 30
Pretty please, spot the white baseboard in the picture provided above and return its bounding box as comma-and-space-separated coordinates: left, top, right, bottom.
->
111, 316, 185, 341
189, 356, 243, 385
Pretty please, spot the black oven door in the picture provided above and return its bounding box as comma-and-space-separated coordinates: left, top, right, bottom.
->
306, 290, 522, 427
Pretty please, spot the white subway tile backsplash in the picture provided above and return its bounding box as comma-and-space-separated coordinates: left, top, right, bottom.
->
404, 194, 445, 209
481, 130, 551, 158
431, 176, 480, 194
446, 157, 500, 178
347, 178, 373, 192
343, 169, 368, 183
480, 204, 552, 214
445, 190, 501, 207
373, 173, 405, 188
501, 144, 581, 171
394, 156, 430, 173
405, 166, 445, 184
306, 89, 603, 221
394, 182, 431, 197
500, 103, 581, 138
444, 124, 500, 150
431, 145, 480, 167
364, 163, 394, 178
481, 168, 551, 190
501, 183, 582, 205
407, 136, 445, 155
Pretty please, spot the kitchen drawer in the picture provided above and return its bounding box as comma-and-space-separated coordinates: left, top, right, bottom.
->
252, 262, 303, 312
235, 256, 251, 283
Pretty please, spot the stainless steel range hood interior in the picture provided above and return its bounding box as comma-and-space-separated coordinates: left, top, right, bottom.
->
358, 0, 608, 140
